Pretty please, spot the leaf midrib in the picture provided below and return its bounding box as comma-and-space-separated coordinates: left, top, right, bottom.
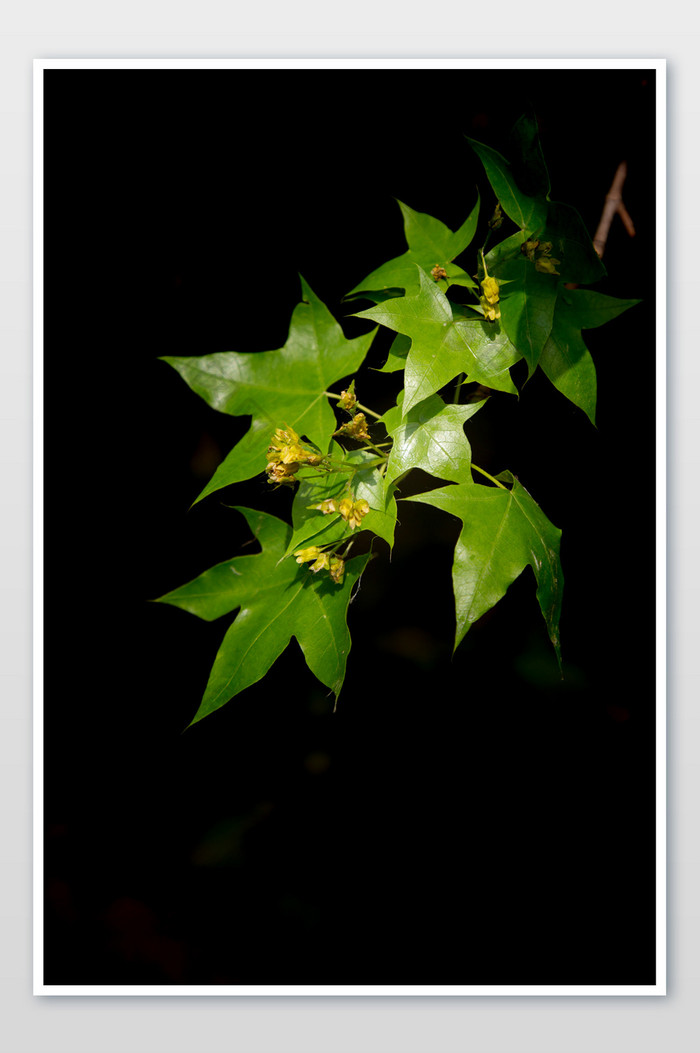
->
176, 360, 324, 400
393, 418, 466, 478
461, 492, 514, 627
204, 579, 305, 712
510, 488, 560, 605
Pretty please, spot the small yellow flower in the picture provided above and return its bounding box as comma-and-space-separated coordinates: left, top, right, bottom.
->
334, 413, 370, 442
267, 460, 301, 485
295, 546, 345, 584
309, 552, 331, 574
329, 557, 345, 585
337, 382, 358, 412
478, 257, 501, 323
522, 239, 561, 275
480, 275, 500, 305
268, 425, 300, 455
266, 425, 326, 483
479, 295, 501, 322
535, 256, 561, 275
338, 497, 370, 531
431, 264, 448, 281
309, 499, 338, 515
295, 546, 323, 564
338, 496, 354, 521
521, 238, 540, 262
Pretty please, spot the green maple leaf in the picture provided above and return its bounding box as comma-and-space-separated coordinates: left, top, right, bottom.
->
484, 229, 529, 272
508, 110, 551, 199
375, 333, 411, 374
537, 201, 606, 286
405, 473, 563, 667
156, 507, 370, 725
160, 277, 376, 503
495, 256, 559, 376
468, 132, 548, 233
471, 114, 606, 286
285, 445, 398, 555
539, 289, 641, 425
344, 196, 480, 302
354, 266, 521, 415
381, 390, 487, 496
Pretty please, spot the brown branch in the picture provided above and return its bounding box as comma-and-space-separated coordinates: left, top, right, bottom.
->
592, 161, 636, 259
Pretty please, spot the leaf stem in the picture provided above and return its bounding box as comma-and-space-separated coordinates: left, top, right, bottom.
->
354, 455, 388, 470
471, 463, 508, 489
323, 454, 388, 473
323, 459, 359, 473
324, 391, 383, 420
361, 440, 389, 460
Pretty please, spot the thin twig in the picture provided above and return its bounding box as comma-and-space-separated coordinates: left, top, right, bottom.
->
592, 161, 636, 259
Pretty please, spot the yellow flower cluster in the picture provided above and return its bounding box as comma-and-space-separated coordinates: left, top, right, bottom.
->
309, 496, 370, 531
294, 546, 346, 584
431, 264, 448, 281
339, 497, 370, 530
521, 238, 561, 275
334, 412, 371, 443
479, 274, 501, 322
337, 384, 358, 412
266, 426, 323, 486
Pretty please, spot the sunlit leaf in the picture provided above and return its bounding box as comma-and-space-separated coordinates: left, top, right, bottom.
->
161, 277, 376, 503
156, 507, 370, 724
405, 474, 563, 667
345, 196, 480, 301
285, 445, 398, 555
381, 390, 487, 495
354, 267, 521, 414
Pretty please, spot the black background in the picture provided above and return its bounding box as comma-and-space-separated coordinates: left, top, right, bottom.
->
43, 68, 657, 986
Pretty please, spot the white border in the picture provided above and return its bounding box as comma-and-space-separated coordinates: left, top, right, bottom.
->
32, 57, 45, 1003
655, 62, 668, 999
32, 56, 667, 998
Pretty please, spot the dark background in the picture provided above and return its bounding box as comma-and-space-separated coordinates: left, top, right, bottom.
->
43, 68, 657, 986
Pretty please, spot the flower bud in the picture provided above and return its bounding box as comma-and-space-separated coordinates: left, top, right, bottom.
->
329, 557, 345, 585
267, 460, 301, 485
480, 276, 500, 305
535, 256, 561, 275
334, 413, 370, 442
337, 382, 358, 412
338, 497, 370, 531
521, 238, 540, 262
479, 295, 500, 322
295, 546, 322, 564
309, 499, 338, 515
338, 497, 354, 521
